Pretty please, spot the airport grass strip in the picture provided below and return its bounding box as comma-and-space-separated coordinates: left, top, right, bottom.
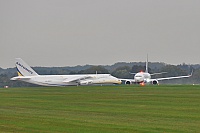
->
0, 85, 200, 133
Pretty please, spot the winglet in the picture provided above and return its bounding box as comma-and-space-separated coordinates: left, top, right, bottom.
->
189, 69, 193, 77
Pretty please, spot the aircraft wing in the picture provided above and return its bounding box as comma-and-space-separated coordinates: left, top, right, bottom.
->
155, 75, 191, 81
153, 72, 192, 81
120, 78, 135, 83
10, 76, 31, 80
63, 76, 93, 83
150, 72, 167, 76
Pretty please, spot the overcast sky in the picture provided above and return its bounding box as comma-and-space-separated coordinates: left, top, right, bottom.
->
1, 0, 200, 68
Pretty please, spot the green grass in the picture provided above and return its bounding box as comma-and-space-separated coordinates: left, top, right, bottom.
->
0, 85, 200, 133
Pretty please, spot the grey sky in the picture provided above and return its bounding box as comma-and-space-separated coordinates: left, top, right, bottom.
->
1, 0, 200, 68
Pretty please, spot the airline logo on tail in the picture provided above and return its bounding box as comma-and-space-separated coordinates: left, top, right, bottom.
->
16, 62, 34, 75
15, 58, 38, 76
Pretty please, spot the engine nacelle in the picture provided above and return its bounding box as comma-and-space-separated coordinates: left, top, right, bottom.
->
152, 80, 159, 85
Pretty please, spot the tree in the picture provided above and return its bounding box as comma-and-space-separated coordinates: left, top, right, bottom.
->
78, 66, 109, 74
160, 65, 188, 77
112, 66, 132, 78
131, 65, 152, 73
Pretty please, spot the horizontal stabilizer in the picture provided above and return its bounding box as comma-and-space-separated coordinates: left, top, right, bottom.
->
129, 72, 137, 75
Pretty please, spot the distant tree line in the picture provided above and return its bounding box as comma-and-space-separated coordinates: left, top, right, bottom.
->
0, 62, 199, 87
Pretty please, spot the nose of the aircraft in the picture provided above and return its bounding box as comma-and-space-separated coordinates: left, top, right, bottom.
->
135, 77, 142, 82
116, 79, 122, 84
113, 77, 122, 84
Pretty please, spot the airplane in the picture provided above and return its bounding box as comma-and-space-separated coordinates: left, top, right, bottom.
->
11, 58, 122, 86
121, 56, 192, 85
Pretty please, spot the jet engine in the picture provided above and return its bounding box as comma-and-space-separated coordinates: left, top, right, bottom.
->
152, 80, 159, 85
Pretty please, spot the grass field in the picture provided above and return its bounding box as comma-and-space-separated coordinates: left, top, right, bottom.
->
0, 85, 200, 133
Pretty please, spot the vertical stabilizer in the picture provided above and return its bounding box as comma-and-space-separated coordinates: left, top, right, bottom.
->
145, 54, 148, 73
15, 58, 38, 76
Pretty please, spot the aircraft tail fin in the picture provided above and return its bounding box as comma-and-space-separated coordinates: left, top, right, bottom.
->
145, 54, 148, 73
15, 58, 39, 76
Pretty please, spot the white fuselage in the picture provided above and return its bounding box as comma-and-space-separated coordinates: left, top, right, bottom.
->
11, 74, 122, 86
134, 72, 151, 83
